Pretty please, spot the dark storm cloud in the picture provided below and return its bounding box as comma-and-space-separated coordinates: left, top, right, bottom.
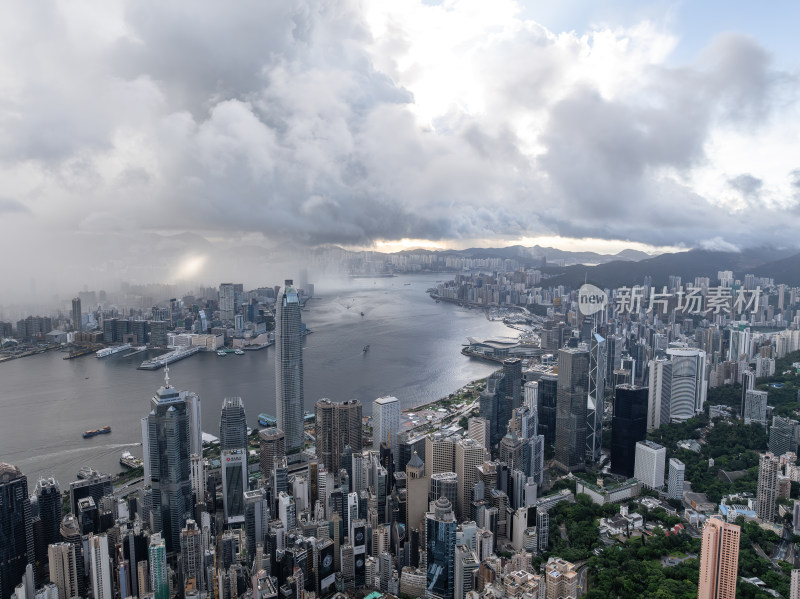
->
0, 0, 798, 269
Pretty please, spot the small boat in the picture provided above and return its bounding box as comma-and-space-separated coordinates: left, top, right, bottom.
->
360, 312, 365, 316
217, 350, 226, 356
363, 345, 370, 353
83, 426, 111, 439
76, 466, 97, 480
120, 451, 142, 469
234, 349, 244, 355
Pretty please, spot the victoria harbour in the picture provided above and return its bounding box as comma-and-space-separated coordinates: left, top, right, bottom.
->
0, 274, 506, 488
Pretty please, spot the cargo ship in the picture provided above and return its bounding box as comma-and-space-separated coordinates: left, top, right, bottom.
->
83, 426, 111, 439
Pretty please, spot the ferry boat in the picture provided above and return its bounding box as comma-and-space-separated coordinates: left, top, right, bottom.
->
76, 466, 98, 480
96, 343, 132, 358
83, 426, 111, 439
258, 413, 277, 427
120, 451, 142, 469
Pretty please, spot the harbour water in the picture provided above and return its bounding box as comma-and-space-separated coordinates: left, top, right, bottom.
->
0, 273, 508, 488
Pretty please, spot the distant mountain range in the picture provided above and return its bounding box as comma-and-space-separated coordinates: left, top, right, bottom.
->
396, 244, 653, 266
541, 246, 800, 288
388, 244, 800, 287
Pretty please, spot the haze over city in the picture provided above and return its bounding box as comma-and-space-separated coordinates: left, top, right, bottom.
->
2, 1, 800, 301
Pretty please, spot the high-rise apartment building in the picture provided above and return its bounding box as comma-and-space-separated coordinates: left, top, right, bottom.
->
667, 458, 685, 501
743, 390, 768, 428
698, 516, 740, 599
373, 396, 400, 463
180, 520, 204, 593
757, 452, 779, 522
647, 357, 672, 431
276, 280, 304, 455
0, 462, 33, 599
48, 543, 80, 599
142, 374, 193, 552
426, 497, 457, 599
544, 557, 579, 599
89, 534, 112, 599
610, 385, 648, 478
554, 348, 590, 473
315, 398, 363, 472
219, 396, 248, 451
149, 534, 169, 599
634, 440, 666, 490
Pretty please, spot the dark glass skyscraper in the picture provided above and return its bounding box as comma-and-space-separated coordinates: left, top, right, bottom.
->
276, 280, 304, 455
219, 396, 247, 451
426, 496, 457, 599
610, 385, 649, 478
554, 348, 589, 473
143, 374, 193, 553
0, 463, 34, 599
537, 374, 558, 445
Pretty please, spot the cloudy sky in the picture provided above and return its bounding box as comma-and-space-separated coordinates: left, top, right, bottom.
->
1, 0, 799, 298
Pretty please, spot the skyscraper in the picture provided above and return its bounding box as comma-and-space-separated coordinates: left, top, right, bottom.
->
634, 440, 666, 490
71, 297, 82, 333
276, 280, 304, 455
647, 357, 672, 431
48, 543, 79, 599
554, 348, 589, 473
455, 438, 486, 522
89, 534, 112, 599
610, 385, 648, 478
586, 333, 606, 463
537, 374, 558, 445
698, 516, 740, 599
757, 452, 779, 522
668, 458, 685, 501
0, 462, 34, 599
142, 372, 193, 552
453, 544, 478, 599
315, 398, 363, 472
149, 534, 169, 599
180, 520, 204, 593
373, 396, 400, 463
33, 477, 62, 552
666, 347, 707, 421
219, 396, 247, 451
743, 390, 768, 428
258, 427, 285, 481
221, 449, 247, 524
426, 497, 457, 599
219, 283, 235, 321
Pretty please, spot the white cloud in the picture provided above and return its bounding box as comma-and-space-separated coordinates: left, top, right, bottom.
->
0, 0, 797, 296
